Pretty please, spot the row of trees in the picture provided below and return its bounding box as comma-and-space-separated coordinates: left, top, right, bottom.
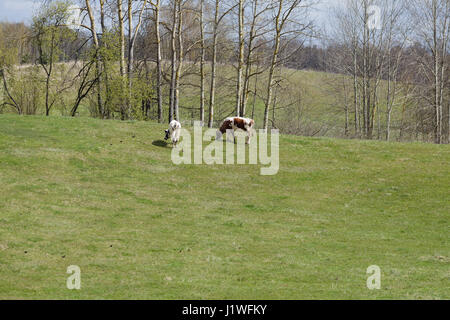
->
327, 0, 449, 144
0, 0, 449, 144
0, 0, 316, 125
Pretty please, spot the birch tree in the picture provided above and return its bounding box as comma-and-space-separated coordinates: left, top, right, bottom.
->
169, 0, 178, 122
174, 0, 184, 122
199, 0, 205, 124
235, 0, 244, 116
117, 0, 127, 119
150, 0, 163, 122
127, 0, 148, 118
409, 0, 449, 144
208, 0, 235, 127
263, 0, 303, 130
241, 0, 270, 117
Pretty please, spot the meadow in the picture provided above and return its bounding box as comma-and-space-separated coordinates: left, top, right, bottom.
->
0, 114, 448, 299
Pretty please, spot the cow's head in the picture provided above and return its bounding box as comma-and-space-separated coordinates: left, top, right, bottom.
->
164, 129, 170, 140
244, 119, 255, 131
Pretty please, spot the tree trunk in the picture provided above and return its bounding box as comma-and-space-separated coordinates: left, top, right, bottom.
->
86, 0, 103, 119
174, 0, 183, 122
99, 0, 110, 119
208, 0, 219, 128
127, 0, 133, 118
45, 75, 51, 116
235, 0, 244, 117
154, 0, 163, 123
117, 0, 126, 119
1, 69, 22, 114
263, 1, 283, 131
448, 102, 450, 143
432, 1, 441, 144
353, 37, 359, 136
241, 0, 259, 118
362, 1, 369, 137
199, 0, 205, 124
343, 78, 349, 137
169, 0, 178, 123
386, 47, 392, 141
386, 109, 392, 141
127, 0, 147, 119
251, 65, 259, 120
263, 0, 300, 130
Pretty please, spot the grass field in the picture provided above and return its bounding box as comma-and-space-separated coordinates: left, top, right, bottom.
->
0, 114, 449, 299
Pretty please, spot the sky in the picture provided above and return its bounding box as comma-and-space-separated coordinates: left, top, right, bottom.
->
0, 0, 40, 23
0, 0, 341, 26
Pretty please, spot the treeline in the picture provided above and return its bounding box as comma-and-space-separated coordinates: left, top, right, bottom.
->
0, 0, 448, 144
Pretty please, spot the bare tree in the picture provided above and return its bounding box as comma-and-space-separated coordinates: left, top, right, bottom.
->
330, 0, 362, 136
98, 0, 111, 118
263, 0, 304, 130
240, 0, 268, 117
174, 0, 184, 122
168, 0, 178, 123
409, 0, 449, 144
117, 0, 127, 118
329, 0, 408, 140
70, 59, 98, 116
127, 0, 148, 118
199, 0, 205, 124
82, 0, 106, 117
208, 0, 235, 127
33, 1, 71, 116
150, 0, 164, 122
0, 68, 22, 114
384, 0, 408, 141
235, 0, 244, 116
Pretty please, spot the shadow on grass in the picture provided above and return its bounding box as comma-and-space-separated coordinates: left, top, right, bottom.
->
152, 140, 169, 148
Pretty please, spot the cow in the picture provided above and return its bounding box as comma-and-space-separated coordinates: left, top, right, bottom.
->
216, 117, 255, 144
164, 120, 182, 147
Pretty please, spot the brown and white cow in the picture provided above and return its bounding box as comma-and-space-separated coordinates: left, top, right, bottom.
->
216, 117, 255, 144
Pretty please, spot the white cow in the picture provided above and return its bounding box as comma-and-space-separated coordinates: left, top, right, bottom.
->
164, 120, 182, 147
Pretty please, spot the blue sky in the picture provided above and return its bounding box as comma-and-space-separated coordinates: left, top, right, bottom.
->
0, 0, 340, 25
0, 0, 40, 23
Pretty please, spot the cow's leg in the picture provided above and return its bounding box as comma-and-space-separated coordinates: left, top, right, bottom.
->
245, 130, 249, 144
245, 129, 252, 144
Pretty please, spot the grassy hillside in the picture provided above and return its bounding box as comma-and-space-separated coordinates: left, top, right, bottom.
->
0, 114, 448, 299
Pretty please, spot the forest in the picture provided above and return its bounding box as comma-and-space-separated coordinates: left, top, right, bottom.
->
0, 0, 449, 144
